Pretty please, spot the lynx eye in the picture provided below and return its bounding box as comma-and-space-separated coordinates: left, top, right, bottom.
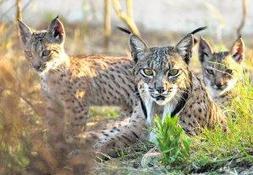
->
41, 50, 51, 57
168, 69, 179, 77
141, 68, 155, 77
225, 69, 233, 75
205, 68, 214, 75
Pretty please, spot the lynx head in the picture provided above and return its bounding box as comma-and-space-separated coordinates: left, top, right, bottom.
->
198, 37, 245, 97
129, 32, 195, 106
18, 17, 66, 73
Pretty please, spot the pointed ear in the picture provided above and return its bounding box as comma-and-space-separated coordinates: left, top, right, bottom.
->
176, 34, 194, 64
18, 20, 32, 45
129, 34, 148, 62
230, 37, 244, 63
198, 37, 213, 63
47, 16, 65, 44
193, 37, 198, 46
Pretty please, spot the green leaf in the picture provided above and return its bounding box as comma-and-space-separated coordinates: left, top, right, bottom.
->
152, 115, 191, 165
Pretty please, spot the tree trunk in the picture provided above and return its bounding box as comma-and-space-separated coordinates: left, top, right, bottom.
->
112, 0, 140, 36
104, 0, 111, 48
126, 0, 133, 19
16, 0, 22, 21
236, 0, 248, 37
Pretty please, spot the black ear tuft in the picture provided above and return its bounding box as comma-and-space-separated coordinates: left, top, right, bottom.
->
48, 16, 65, 43
176, 26, 207, 64
129, 34, 147, 62
18, 20, 32, 45
230, 37, 245, 63
190, 26, 207, 35
198, 37, 213, 63
117, 26, 132, 35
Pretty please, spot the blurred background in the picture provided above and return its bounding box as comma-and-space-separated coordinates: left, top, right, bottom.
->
0, 0, 252, 174
0, 0, 253, 55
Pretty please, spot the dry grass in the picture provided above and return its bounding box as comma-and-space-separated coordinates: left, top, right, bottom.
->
0, 22, 124, 174
0, 23, 48, 173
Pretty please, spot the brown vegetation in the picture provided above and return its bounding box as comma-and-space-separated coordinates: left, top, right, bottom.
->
0, 1, 253, 174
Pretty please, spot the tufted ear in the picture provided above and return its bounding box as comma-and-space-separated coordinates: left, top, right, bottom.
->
129, 34, 148, 62
47, 16, 65, 44
198, 37, 213, 63
18, 20, 32, 46
176, 34, 194, 64
176, 26, 207, 64
230, 37, 245, 63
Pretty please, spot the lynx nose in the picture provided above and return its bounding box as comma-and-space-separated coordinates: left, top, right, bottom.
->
33, 64, 41, 70
216, 82, 225, 89
156, 87, 165, 94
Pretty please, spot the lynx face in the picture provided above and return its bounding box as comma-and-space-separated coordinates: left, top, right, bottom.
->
18, 17, 66, 74
129, 34, 193, 106
199, 37, 245, 97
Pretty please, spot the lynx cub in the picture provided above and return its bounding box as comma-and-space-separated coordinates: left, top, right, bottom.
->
18, 17, 139, 150
198, 37, 245, 106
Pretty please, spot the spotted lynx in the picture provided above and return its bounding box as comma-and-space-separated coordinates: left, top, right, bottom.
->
91, 27, 227, 156
18, 17, 139, 160
18, 17, 227, 164
198, 37, 245, 106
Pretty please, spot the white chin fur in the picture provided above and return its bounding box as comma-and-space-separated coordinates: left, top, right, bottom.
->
204, 78, 237, 97
218, 79, 237, 96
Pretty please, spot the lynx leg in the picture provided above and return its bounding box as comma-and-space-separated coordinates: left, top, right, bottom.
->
45, 97, 65, 140
44, 97, 69, 167
63, 94, 89, 145
92, 102, 149, 156
62, 95, 96, 174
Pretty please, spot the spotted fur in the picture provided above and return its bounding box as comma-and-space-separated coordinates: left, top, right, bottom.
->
18, 17, 139, 158
18, 18, 227, 160
92, 29, 227, 156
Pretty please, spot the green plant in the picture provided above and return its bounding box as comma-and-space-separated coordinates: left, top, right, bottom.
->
189, 74, 253, 172
153, 115, 191, 165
